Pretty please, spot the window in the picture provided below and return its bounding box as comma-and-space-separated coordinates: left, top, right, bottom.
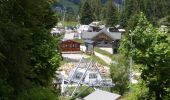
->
74, 72, 83, 79
89, 73, 97, 79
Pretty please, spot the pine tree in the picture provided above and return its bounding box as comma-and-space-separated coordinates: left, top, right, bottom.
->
0, 0, 60, 99
105, 0, 118, 27
88, 0, 102, 21
80, 0, 95, 25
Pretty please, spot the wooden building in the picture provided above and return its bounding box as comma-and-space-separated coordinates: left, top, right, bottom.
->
59, 40, 81, 52
81, 28, 122, 54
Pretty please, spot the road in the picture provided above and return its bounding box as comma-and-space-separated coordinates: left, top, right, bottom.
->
94, 52, 112, 64
80, 45, 112, 64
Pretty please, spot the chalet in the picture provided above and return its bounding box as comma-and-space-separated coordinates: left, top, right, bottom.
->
81, 28, 122, 54
59, 39, 81, 53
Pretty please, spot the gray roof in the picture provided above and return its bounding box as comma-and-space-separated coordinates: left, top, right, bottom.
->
84, 40, 94, 44
83, 89, 121, 100
81, 31, 99, 39
81, 29, 121, 40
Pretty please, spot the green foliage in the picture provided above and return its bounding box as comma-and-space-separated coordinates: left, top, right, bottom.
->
123, 84, 149, 100
17, 86, 59, 100
0, 0, 61, 99
80, 0, 95, 25
120, 12, 170, 99
105, 0, 118, 27
87, 0, 102, 21
121, 0, 170, 26
110, 55, 129, 95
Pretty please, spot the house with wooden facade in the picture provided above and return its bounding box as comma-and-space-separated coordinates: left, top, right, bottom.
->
81, 28, 123, 54
59, 39, 81, 53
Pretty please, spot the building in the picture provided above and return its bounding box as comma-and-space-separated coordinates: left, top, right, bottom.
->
59, 40, 81, 53
81, 28, 122, 54
83, 89, 121, 100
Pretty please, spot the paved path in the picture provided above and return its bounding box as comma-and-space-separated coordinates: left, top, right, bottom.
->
94, 52, 112, 65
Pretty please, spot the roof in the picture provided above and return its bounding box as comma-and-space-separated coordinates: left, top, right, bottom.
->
81, 31, 99, 39
61, 39, 81, 44
84, 40, 94, 44
83, 89, 121, 100
81, 29, 122, 40
63, 33, 75, 40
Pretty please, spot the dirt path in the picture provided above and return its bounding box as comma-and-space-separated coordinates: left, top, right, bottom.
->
94, 52, 112, 65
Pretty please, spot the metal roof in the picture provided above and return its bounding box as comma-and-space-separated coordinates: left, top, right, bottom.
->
83, 89, 121, 100
81, 29, 122, 40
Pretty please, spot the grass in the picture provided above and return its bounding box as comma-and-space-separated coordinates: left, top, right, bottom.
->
94, 47, 115, 60
89, 54, 108, 66
58, 86, 94, 100
122, 84, 148, 100
60, 21, 78, 27
73, 38, 84, 44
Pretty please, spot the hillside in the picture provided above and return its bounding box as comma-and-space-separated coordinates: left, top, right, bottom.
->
54, 0, 124, 14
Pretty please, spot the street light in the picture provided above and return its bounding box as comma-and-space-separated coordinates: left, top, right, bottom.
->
129, 31, 134, 91
62, 7, 66, 22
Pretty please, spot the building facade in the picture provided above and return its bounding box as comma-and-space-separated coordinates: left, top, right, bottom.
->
59, 40, 81, 52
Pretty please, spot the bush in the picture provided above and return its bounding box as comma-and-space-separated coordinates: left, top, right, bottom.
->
17, 86, 58, 100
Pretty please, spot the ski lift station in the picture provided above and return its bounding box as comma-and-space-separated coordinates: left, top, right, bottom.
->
67, 68, 102, 86
60, 57, 114, 97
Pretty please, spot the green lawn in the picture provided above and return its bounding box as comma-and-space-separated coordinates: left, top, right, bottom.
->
60, 21, 78, 27
89, 54, 108, 66
94, 47, 115, 60
73, 38, 84, 44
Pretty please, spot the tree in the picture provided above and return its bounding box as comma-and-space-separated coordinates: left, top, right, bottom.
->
0, 0, 61, 99
122, 0, 168, 26
120, 12, 170, 99
80, 0, 95, 25
88, 0, 102, 21
110, 55, 129, 95
120, 0, 139, 27
105, 0, 118, 27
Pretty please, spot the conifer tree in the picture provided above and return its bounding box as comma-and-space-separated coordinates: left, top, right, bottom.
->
105, 0, 118, 27
0, 0, 60, 99
80, 0, 94, 25
88, 0, 102, 21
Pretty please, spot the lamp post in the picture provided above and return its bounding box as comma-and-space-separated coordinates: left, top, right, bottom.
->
62, 7, 66, 22
129, 32, 133, 91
